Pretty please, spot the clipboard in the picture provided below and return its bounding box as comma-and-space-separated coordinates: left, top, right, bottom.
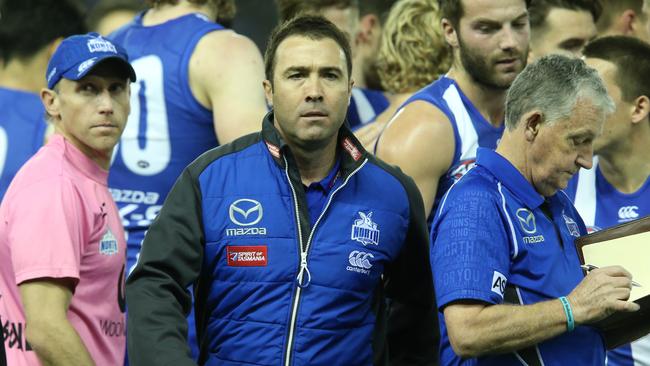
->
575, 215, 650, 349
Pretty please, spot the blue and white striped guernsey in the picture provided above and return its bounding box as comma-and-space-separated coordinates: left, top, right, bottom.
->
347, 86, 389, 129
391, 76, 504, 223
108, 12, 226, 361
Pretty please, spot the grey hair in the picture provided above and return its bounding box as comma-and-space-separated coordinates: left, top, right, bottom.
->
505, 54, 615, 130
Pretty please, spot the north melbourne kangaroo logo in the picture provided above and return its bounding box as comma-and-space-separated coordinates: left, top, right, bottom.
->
563, 214, 580, 237
99, 229, 118, 255
351, 211, 380, 246
87, 37, 117, 53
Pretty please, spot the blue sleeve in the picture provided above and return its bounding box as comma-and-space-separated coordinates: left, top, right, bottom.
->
430, 185, 512, 310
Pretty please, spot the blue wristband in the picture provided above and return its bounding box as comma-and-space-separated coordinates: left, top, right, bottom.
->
559, 296, 575, 332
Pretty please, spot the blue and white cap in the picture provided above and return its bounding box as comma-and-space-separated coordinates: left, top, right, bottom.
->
46, 32, 136, 89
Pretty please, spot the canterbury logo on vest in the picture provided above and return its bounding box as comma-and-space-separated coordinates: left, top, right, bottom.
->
618, 206, 639, 222
346, 250, 373, 275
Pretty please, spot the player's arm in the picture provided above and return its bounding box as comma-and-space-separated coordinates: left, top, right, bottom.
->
444, 266, 638, 358
376, 101, 455, 215
189, 30, 267, 144
353, 102, 399, 152
20, 279, 94, 366
354, 120, 385, 152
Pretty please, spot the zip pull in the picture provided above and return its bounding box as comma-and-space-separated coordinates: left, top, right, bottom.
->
296, 252, 311, 288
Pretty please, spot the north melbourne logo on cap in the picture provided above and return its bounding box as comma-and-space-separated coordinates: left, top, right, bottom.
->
87, 38, 117, 54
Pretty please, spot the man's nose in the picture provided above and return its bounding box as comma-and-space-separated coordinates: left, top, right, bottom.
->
499, 26, 519, 52
576, 145, 594, 170
305, 76, 324, 102
97, 89, 114, 114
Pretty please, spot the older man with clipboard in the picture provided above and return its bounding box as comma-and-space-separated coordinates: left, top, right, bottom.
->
430, 54, 645, 366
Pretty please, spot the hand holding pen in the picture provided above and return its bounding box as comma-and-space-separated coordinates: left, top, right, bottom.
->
581, 264, 642, 287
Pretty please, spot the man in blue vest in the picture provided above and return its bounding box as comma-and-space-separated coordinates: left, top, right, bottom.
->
126, 15, 436, 366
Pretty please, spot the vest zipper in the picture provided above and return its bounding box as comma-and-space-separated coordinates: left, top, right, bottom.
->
283, 156, 368, 366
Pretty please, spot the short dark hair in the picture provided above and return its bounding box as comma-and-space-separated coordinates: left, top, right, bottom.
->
583, 35, 650, 102
596, 0, 644, 32
275, 0, 358, 22
264, 15, 352, 83
358, 0, 395, 22
529, 0, 602, 30
438, 0, 532, 28
0, 0, 87, 63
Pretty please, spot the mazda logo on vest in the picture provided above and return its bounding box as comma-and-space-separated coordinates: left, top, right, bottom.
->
229, 199, 263, 226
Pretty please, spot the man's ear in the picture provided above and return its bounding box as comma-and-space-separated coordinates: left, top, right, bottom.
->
262, 79, 273, 107
620, 9, 638, 35
442, 18, 459, 48
356, 14, 379, 45
40, 87, 60, 120
523, 111, 543, 142
631, 95, 650, 124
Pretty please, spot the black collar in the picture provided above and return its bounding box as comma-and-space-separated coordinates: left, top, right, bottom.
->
260, 111, 368, 179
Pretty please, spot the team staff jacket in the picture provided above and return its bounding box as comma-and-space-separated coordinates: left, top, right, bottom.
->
126, 112, 437, 366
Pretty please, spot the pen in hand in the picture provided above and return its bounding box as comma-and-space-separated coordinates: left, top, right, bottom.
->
581, 264, 642, 287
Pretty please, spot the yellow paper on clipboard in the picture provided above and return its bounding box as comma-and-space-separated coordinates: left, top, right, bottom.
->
575, 215, 650, 349
581, 230, 650, 301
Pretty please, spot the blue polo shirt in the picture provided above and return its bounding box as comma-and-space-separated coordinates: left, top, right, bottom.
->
431, 148, 605, 365
304, 157, 341, 227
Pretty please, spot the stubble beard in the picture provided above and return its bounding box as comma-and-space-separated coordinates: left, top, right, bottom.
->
457, 35, 527, 91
